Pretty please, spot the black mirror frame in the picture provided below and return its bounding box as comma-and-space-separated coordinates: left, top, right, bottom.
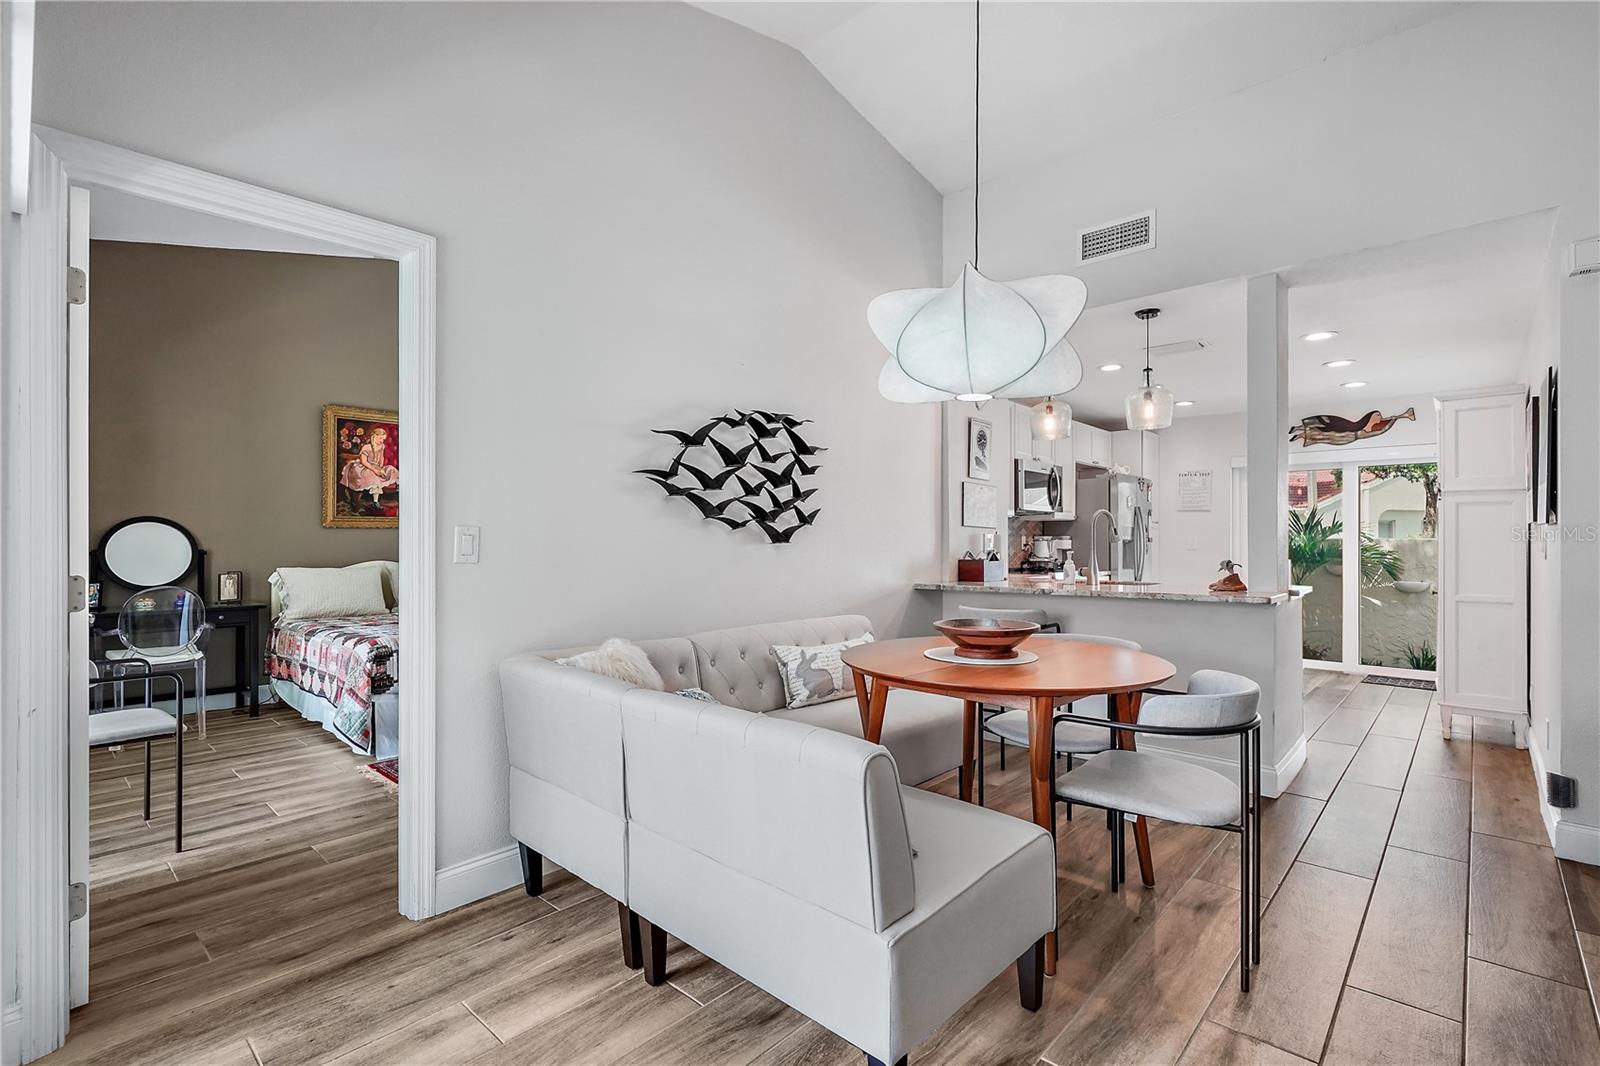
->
94, 515, 206, 593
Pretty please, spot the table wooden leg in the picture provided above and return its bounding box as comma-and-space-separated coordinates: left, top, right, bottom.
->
959, 700, 977, 803
1029, 694, 1058, 976
863, 677, 889, 745
1113, 691, 1156, 888
851, 669, 871, 736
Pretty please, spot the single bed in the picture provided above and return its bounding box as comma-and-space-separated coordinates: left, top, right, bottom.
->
266, 561, 400, 760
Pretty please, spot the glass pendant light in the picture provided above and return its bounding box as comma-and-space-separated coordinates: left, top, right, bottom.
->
869, 2, 1086, 405
1032, 396, 1069, 440
1125, 307, 1174, 430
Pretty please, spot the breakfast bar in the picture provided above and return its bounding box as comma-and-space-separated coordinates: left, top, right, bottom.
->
909, 577, 1307, 797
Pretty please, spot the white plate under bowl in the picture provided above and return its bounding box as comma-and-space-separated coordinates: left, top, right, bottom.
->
923, 646, 1039, 667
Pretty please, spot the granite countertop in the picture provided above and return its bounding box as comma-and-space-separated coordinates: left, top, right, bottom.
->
913, 576, 1294, 606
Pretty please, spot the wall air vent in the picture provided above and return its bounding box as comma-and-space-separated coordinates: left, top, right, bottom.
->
1569, 237, 1600, 278
1149, 338, 1207, 359
1078, 210, 1156, 264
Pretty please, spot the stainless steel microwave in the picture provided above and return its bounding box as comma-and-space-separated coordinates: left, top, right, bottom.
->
1014, 457, 1064, 515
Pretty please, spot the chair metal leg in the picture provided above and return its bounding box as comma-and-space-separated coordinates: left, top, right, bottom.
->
1109, 811, 1122, 894
1062, 755, 1073, 821
998, 733, 1006, 770
1252, 727, 1263, 966
1239, 732, 1252, 992
196, 660, 207, 739
173, 689, 185, 853
1118, 815, 1127, 884
143, 740, 153, 821
976, 725, 987, 808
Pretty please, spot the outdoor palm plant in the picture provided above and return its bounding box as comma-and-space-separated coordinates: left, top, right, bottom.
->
1288, 508, 1403, 586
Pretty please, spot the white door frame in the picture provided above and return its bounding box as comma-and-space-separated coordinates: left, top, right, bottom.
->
11, 123, 438, 1058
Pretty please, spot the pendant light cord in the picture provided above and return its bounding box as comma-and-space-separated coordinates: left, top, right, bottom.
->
972, 0, 980, 270
1144, 313, 1153, 387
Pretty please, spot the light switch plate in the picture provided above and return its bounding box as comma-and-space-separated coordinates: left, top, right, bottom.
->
453, 525, 481, 564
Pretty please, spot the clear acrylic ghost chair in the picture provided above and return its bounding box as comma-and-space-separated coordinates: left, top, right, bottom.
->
104, 586, 213, 738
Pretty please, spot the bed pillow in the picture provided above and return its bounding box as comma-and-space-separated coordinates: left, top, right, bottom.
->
771, 634, 873, 709
556, 639, 665, 691
272, 566, 390, 621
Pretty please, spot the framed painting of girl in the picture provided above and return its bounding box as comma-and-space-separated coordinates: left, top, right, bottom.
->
322, 404, 400, 527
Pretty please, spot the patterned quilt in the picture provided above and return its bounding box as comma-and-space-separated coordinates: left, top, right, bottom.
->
267, 615, 398, 753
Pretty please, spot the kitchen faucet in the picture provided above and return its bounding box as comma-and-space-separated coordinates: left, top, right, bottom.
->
1088, 509, 1118, 589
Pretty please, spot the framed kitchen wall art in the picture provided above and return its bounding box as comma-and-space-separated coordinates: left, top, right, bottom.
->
323, 404, 400, 528
961, 481, 998, 528
968, 417, 992, 480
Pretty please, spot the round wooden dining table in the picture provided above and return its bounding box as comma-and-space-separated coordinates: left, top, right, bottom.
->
842, 634, 1176, 976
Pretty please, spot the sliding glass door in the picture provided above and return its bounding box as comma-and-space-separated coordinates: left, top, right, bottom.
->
1289, 467, 1344, 664
1355, 463, 1439, 673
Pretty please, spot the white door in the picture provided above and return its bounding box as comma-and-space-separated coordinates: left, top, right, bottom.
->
67, 183, 91, 1007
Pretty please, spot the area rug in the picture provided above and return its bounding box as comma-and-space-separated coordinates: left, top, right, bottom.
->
359, 757, 399, 795
1360, 675, 1435, 691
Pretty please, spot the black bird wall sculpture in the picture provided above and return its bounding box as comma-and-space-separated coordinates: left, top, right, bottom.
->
636, 410, 824, 543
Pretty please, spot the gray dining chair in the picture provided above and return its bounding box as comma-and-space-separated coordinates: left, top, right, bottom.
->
954, 604, 1060, 773
1052, 670, 1263, 991
88, 662, 190, 850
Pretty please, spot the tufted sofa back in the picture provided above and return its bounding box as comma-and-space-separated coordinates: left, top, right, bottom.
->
542, 615, 873, 714
685, 616, 872, 713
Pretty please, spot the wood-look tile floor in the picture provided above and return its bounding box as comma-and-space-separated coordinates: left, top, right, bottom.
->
47, 680, 1600, 1066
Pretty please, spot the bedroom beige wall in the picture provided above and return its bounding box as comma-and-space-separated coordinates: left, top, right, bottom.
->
89, 240, 398, 686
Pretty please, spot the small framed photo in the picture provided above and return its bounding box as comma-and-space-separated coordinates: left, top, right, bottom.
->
968, 418, 992, 481
87, 582, 100, 610
217, 571, 243, 605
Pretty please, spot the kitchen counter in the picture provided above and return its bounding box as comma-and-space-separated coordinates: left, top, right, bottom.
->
914, 576, 1293, 606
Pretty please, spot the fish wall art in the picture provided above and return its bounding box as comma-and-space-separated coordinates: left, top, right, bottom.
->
1289, 407, 1415, 447
636, 410, 822, 544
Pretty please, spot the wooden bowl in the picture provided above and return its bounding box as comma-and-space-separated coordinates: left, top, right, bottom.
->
933, 617, 1040, 660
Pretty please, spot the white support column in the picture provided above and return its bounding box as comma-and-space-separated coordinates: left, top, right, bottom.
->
1245, 273, 1290, 592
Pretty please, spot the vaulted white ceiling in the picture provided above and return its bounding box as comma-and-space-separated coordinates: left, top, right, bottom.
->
694, 1, 1458, 194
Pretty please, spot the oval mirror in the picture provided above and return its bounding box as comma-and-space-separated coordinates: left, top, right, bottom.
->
100, 518, 198, 589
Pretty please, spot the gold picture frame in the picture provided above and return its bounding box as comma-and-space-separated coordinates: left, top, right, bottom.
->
322, 404, 400, 528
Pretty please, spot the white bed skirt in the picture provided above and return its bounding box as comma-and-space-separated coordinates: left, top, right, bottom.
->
270, 678, 399, 761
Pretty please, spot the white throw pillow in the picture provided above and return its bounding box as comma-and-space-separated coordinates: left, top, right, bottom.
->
771, 634, 873, 709
273, 566, 390, 620
557, 639, 665, 691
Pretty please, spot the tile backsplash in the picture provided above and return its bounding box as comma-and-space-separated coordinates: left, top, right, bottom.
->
1008, 516, 1045, 567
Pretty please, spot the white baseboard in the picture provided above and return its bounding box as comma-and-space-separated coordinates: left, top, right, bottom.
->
3, 1000, 23, 1066
1528, 732, 1600, 864
433, 844, 563, 915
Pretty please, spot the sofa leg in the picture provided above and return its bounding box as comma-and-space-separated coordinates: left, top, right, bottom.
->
618, 903, 643, 970
518, 843, 543, 897
1018, 936, 1046, 1012
640, 917, 668, 986
866, 1057, 908, 1066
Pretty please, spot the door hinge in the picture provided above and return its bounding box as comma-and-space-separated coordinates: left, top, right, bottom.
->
69, 574, 87, 613
68, 881, 88, 921
67, 266, 87, 305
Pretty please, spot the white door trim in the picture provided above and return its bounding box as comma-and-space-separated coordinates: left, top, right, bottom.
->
30, 127, 439, 932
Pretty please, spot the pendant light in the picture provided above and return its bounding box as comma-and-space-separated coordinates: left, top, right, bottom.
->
1032, 396, 1070, 440
1125, 307, 1174, 430
869, 1, 1086, 405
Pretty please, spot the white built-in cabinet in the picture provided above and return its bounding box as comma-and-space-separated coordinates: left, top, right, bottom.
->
1111, 429, 1160, 480
1009, 403, 1053, 463
1435, 385, 1529, 747
1071, 420, 1113, 468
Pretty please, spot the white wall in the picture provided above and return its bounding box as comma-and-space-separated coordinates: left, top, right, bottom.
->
1156, 395, 1440, 587
31, 2, 944, 874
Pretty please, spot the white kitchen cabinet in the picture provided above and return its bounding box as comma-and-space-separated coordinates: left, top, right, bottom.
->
1009, 401, 1056, 463
1111, 429, 1160, 480
1435, 385, 1529, 746
1072, 422, 1113, 468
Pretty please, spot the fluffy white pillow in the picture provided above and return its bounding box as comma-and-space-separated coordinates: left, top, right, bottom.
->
557, 639, 665, 691
272, 566, 390, 621
771, 634, 873, 709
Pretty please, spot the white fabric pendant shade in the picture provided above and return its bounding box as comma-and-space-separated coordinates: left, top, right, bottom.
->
871, 263, 1087, 404
1126, 382, 1175, 431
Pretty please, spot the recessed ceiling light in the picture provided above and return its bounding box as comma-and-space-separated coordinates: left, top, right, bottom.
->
1340, 380, 1368, 389
1323, 359, 1356, 369
1175, 400, 1195, 407
1302, 330, 1339, 342
1099, 363, 1122, 372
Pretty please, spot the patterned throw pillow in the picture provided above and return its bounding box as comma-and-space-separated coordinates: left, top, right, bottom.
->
673, 687, 720, 704
771, 634, 874, 709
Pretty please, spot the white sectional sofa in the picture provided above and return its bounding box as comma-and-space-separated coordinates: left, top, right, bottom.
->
499, 614, 1056, 1065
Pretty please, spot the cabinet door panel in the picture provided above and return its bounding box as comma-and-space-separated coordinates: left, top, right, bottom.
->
1438, 492, 1527, 713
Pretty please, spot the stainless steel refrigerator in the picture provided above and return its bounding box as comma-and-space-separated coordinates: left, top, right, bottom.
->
1074, 474, 1154, 581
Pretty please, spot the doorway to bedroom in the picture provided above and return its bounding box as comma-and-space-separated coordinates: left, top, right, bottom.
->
76, 193, 405, 1007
